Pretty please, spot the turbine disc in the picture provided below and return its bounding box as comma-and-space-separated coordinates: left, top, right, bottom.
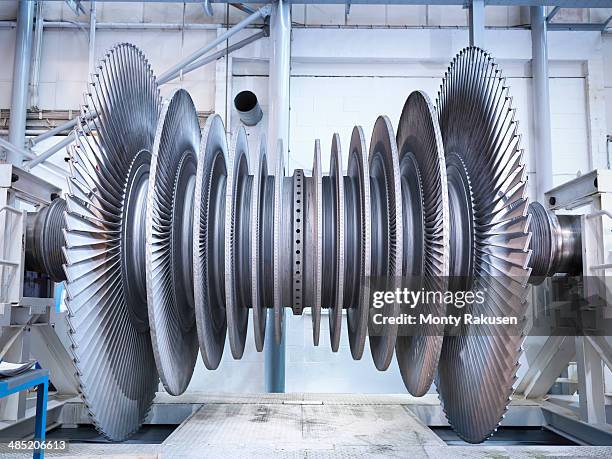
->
252, 137, 268, 352
435, 47, 531, 443
226, 127, 251, 359
368, 115, 403, 371
328, 134, 345, 352
346, 126, 371, 360
395, 90, 449, 396
194, 114, 229, 370
273, 141, 285, 344
311, 140, 323, 346
62, 43, 160, 440
146, 89, 199, 395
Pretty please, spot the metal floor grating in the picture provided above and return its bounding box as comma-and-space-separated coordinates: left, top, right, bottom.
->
3, 394, 612, 458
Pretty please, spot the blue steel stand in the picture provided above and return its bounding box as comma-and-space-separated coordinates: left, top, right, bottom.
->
0, 369, 49, 459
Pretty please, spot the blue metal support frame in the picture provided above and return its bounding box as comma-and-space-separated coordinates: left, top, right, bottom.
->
0, 369, 49, 459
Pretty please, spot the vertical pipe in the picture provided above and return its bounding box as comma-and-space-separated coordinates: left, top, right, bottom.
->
264, 0, 290, 393
531, 6, 553, 202
88, 1, 96, 77
7, 0, 34, 163
267, 0, 290, 167
29, 1, 44, 109
468, 0, 485, 48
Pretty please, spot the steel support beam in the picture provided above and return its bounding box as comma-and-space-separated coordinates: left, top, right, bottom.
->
546, 6, 561, 22
576, 336, 607, 424
24, 133, 75, 170
530, 6, 553, 203
516, 336, 576, 399
6, 0, 34, 163
157, 4, 271, 84
181, 30, 266, 78
469, 0, 485, 48
264, 0, 291, 394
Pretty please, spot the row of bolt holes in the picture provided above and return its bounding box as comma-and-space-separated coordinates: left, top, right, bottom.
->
294, 172, 302, 305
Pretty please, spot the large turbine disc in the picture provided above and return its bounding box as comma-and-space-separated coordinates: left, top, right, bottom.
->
311, 140, 323, 346
194, 114, 229, 370
62, 43, 160, 440
273, 141, 285, 344
146, 88, 199, 395
252, 137, 269, 352
395, 90, 449, 396
328, 134, 345, 352
435, 47, 531, 443
226, 127, 251, 359
346, 126, 370, 360
368, 115, 403, 371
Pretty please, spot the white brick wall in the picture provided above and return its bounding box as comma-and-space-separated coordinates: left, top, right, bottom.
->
603, 35, 612, 138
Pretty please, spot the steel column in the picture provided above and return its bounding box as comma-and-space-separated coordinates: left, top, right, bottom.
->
264, 0, 290, 393
6, 0, 34, 163
576, 336, 607, 424
530, 6, 553, 202
267, 0, 290, 166
29, 1, 44, 109
88, 1, 97, 76
469, 0, 485, 48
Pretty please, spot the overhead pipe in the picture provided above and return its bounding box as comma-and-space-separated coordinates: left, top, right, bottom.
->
29, 111, 96, 147
40, 21, 223, 30
0, 137, 36, 161
180, 30, 266, 78
264, 0, 290, 394
157, 4, 271, 84
7, 0, 34, 163
531, 6, 553, 202
0, 137, 68, 177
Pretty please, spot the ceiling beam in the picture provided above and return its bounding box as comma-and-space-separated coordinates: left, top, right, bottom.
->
32, 0, 612, 7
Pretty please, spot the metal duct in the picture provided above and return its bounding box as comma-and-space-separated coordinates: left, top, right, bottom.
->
234, 90, 263, 126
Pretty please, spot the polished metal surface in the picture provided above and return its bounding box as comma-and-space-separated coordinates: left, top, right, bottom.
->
328, 134, 345, 352
395, 90, 449, 397
62, 43, 161, 441
146, 89, 200, 395
311, 141, 323, 346
435, 47, 532, 444
251, 138, 269, 352
25, 197, 67, 282
345, 126, 370, 360
273, 141, 285, 344
528, 202, 582, 282
368, 115, 403, 371
226, 127, 252, 358
194, 114, 229, 370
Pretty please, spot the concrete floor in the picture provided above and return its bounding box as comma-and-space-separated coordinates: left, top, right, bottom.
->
3, 394, 612, 458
